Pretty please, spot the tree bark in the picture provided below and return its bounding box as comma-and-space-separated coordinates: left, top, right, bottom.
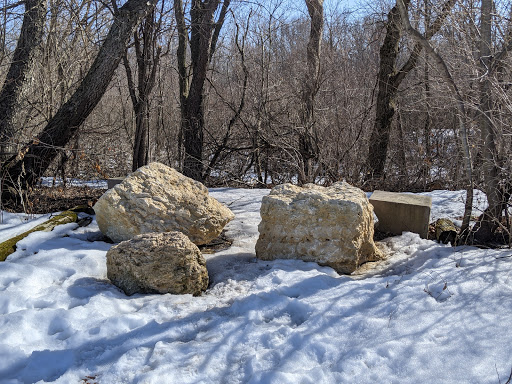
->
174, 0, 189, 172
298, 0, 323, 185
0, 0, 46, 160
174, 0, 230, 182
422, 0, 432, 184
124, 8, 162, 172
473, 0, 504, 242
366, 0, 456, 181
1, 0, 158, 198
366, 1, 407, 181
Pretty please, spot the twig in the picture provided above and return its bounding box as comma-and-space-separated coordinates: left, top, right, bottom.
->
227, 196, 245, 207
0, 0, 24, 12
505, 367, 512, 384
495, 254, 512, 260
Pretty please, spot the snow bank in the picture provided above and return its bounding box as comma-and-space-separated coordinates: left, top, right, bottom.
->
0, 188, 511, 383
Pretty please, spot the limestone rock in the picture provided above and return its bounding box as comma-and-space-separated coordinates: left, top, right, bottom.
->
106, 231, 208, 296
93, 162, 234, 244
255, 182, 382, 274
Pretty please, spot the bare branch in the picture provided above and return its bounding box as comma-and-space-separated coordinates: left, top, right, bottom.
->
0, 0, 24, 13
396, 0, 474, 237
210, 0, 231, 63
395, 0, 456, 84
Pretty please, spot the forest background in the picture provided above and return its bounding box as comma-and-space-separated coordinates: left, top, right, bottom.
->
0, 0, 511, 244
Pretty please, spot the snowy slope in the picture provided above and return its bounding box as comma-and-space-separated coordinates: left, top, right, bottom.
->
0, 188, 511, 384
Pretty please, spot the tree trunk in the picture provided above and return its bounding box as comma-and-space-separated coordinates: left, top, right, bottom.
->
422, 0, 432, 185
473, 0, 503, 242
132, 101, 150, 171
1, 0, 158, 198
253, 118, 264, 184
396, 106, 408, 183
0, 210, 78, 261
174, 0, 230, 182
395, 0, 474, 240
124, 8, 162, 172
174, 0, 188, 172
298, 0, 323, 185
0, 0, 46, 160
366, 0, 456, 181
366, 1, 406, 181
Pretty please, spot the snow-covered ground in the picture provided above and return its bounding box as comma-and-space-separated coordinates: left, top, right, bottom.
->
1, 188, 511, 384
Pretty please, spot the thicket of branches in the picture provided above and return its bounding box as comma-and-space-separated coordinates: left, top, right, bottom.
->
0, 0, 511, 243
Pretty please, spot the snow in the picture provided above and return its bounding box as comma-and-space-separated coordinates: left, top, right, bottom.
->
39, 177, 108, 189
1, 188, 512, 384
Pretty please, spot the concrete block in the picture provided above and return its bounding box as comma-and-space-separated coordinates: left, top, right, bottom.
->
107, 177, 125, 189
369, 190, 432, 239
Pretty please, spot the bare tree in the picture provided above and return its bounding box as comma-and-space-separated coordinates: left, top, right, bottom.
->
174, 0, 230, 182
396, 0, 474, 237
422, 0, 432, 183
2, 0, 158, 200
0, 0, 46, 160
365, 0, 456, 182
298, 0, 323, 184
202, 9, 251, 184
123, 3, 165, 171
472, 0, 512, 242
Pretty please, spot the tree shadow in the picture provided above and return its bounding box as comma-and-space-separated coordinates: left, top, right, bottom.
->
3, 246, 508, 383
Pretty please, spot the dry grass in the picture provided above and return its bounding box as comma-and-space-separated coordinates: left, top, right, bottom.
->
2, 186, 105, 214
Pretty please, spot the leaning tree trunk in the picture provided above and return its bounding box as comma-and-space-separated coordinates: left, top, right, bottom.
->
1, 0, 158, 199
298, 0, 323, 185
0, 0, 46, 161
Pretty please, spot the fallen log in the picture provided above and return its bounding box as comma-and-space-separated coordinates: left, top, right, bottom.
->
0, 210, 79, 261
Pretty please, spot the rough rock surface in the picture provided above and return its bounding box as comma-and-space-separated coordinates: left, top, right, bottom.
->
106, 231, 208, 296
93, 162, 234, 244
255, 182, 382, 274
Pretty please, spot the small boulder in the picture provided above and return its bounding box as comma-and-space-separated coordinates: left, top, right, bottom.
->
93, 162, 234, 244
106, 231, 208, 296
435, 218, 458, 245
255, 182, 382, 274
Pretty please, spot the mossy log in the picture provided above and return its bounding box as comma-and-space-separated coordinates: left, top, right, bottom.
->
0, 210, 78, 261
435, 218, 458, 245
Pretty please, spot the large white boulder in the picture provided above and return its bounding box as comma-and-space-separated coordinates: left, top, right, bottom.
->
93, 163, 234, 244
255, 182, 382, 274
106, 231, 209, 296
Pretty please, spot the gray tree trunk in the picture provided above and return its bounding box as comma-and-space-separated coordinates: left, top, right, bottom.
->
298, 0, 323, 185
422, 0, 432, 184
0, 0, 46, 160
174, 0, 230, 182
123, 8, 162, 172
366, 1, 406, 181
473, 0, 507, 242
